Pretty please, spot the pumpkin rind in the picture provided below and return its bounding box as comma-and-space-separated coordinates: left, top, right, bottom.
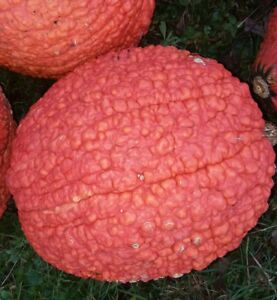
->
0, 0, 155, 78
253, 7, 277, 113
7, 46, 275, 282
0, 87, 14, 218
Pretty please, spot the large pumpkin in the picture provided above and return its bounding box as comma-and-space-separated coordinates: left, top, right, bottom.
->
0, 87, 14, 218
0, 0, 155, 78
7, 46, 275, 282
252, 7, 277, 116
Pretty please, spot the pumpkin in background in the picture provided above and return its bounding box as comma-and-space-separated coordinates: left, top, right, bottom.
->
252, 7, 277, 118
7, 46, 275, 282
0, 87, 15, 218
0, 0, 155, 78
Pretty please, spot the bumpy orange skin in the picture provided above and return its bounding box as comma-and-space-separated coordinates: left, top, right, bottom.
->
254, 7, 277, 110
0, 88, 14, 218
7, 46, 275, 282
0, 0, 155, 78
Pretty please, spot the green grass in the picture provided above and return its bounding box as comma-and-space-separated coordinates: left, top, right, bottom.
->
1, 1, 277, 299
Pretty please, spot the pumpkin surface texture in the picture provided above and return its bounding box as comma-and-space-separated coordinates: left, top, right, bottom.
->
0, 87, 14, 218
253, 7, 277, 114
0, 0, 155, 78
7, 46, 275, 282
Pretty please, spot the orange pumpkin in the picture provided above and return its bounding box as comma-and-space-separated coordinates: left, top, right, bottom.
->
0, 1, 155, 78
7, 46, 275, 282
252, 7, 277, 118
0, 87, 15, 218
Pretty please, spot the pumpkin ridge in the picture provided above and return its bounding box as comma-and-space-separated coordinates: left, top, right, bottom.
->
17, 136, 267, 217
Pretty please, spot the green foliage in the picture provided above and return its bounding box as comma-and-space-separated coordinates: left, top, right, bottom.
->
142, 0, 273, 80
0, 0, 277, 299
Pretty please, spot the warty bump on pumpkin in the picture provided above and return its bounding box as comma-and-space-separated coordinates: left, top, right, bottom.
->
7, 46, 276, 282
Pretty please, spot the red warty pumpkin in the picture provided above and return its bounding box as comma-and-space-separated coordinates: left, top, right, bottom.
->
0, 0, 155, 78
0, 87, 15, 218
253, 7, 277, 116
7, 46, 275, 282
